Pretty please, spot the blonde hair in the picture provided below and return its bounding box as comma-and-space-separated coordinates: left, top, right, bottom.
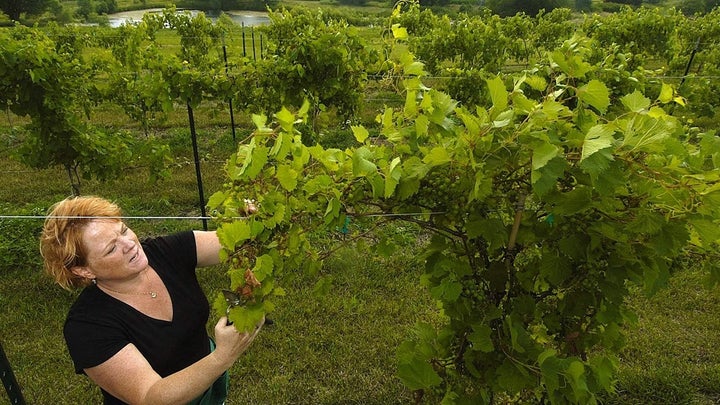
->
40, 196, 122, 290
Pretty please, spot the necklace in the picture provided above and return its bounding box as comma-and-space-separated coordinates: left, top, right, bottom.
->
94, 276, 158, 298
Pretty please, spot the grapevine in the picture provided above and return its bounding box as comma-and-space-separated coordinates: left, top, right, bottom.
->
209, 9, 720, 403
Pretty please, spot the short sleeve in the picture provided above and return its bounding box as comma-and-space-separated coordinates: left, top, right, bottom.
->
141, 231, 197, 275
63, 293, 130, 373
64, 321, 127, 373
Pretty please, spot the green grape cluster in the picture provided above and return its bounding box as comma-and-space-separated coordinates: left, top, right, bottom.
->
411, 167, 471, 220
460, 277, 486, 303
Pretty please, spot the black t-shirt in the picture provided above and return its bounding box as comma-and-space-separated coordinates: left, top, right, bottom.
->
63, 231, 211, 404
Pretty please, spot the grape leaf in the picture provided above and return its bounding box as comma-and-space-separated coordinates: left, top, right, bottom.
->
538, 351, 562, 393
658, 83, 674, 103
207, 191, 227, 211
590, 355, 617, 391
578, 79, 610, 113
384, 157, 402, 198
532, 157, 566, 197
397, 358, 442, 390
486, 75, 508, 114
405, 61, 426, 76
217, 221, 250, 250
581, 124, 615, 162
621, 91, 651, 112
227, 304, 266, 333
525, 75, 547, 91
690, 217, 720, 247
430, 277, 463, 302
276, 164, 298, 191
565, 360, 589, 399
252, 254, 274, 282
547, 186, 593, 215
422, 146, 451, 166
275, 106, 295, 132
251, 113, 268, 130
352, 146, 377, 176
532, 142, 560, 171
621, 114, 673, 153
391, 24, 408, 40
404, 89, 418, 116
511, 92, 537, 115
247, 145, 269, 179
497, 360, 530, 392
492, 110, 514, 128
468, 323, 494, 352
540, 253, 572, 285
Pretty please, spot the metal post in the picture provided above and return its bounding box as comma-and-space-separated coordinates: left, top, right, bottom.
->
680, 38, 701, 89
0, 342, 26, 405
242, 22, 246, 57
187, 102, 208, 231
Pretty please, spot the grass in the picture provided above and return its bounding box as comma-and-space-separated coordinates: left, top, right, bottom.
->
602, 268, 720, 405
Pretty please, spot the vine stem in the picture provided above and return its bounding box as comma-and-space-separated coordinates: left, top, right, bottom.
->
503, 192, 526, 308
316, 216, 395, 261
508, 193, 526, 252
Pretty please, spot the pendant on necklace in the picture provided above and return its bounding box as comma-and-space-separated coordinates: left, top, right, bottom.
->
150, 292, 158, 298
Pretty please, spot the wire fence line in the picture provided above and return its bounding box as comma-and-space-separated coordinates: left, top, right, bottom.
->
0, 212, 446, 221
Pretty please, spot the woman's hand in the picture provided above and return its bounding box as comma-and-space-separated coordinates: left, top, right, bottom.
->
211, 316, 264, 369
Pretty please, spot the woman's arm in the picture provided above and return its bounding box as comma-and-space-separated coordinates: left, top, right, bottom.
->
84, 317, 261, 405
194, 230, 222, 267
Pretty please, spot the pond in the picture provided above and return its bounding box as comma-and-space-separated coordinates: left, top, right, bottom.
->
106, 9, 270, 28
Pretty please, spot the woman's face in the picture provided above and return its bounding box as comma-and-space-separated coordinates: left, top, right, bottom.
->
73, 219, 149, 282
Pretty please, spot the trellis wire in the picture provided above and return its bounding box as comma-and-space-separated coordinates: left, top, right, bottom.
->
0, 212, 446, 221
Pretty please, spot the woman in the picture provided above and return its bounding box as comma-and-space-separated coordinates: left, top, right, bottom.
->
40, 196, 261, 404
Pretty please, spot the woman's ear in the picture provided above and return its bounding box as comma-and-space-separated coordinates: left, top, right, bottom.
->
70, 266, 94, 281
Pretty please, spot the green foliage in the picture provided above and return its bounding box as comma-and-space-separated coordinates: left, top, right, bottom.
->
669, 7, 720, 123
582, 6, 683, 63
0, 0, 51, 21
73, 0, 117, 17
209, 16, 720, 403
609, 0, 642, 5
253, 7, 377, 124
0, 215, 43, 273
485, 0, 574, 17
76, 0, 92, 19
575, 0, 592, 11
337, 0, 368, 5
391, 5, 576, 76
0, 25, 171, 194
390, 3, 440, 36
95, 0, 118, 15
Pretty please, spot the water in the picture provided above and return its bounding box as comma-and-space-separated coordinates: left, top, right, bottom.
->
106, 9, 270, 28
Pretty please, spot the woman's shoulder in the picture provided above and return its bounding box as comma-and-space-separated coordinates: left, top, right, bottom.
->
66, 286, 113, 321
141, 231, 196, 255
142, 231, 198, 271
